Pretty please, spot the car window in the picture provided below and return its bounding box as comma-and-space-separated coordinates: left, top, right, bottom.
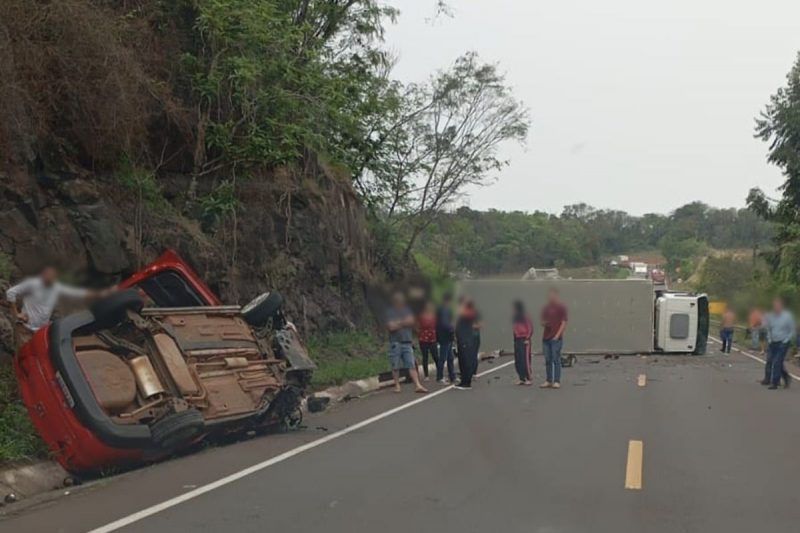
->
137, 270, 205, 307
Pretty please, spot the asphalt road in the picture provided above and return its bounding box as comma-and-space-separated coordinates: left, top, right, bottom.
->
4, 341, 800, 533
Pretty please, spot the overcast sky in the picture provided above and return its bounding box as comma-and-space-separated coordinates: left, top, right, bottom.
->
383, 0, 798, 215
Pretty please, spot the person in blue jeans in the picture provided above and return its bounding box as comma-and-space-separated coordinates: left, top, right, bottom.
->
540, 288, 568, 389
763, 297, 794, 390
719, 309, 736, 354
435, 293, 456, 383
385, 292, 428, 394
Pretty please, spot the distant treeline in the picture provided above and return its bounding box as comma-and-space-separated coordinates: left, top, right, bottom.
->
416, 202, 773, 275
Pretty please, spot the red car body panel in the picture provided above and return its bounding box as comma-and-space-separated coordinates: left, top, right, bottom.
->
13, 250, 219, 473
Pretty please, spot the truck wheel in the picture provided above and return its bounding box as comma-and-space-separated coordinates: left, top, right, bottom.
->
241, 291, 283, 328
90, 289, 144, 330
150, 409, 205, 449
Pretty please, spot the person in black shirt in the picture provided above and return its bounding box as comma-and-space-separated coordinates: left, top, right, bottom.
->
435, 293, 456, 383
455, 298, 481, 390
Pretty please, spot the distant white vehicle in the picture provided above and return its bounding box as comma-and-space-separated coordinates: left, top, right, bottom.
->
522, 267, 560, 280
630, 262, 648, 279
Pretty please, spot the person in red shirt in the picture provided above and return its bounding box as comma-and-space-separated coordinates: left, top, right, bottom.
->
512, 300, 533, 385
416, 301, 438, 381
540, 288, 568, 389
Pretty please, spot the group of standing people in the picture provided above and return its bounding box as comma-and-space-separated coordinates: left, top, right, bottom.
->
720, 297, 796, 390
386, 287, 568, 392
386, 292, 482, 392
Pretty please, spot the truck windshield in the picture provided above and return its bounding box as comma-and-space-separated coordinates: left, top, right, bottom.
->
694, 295, 709, 355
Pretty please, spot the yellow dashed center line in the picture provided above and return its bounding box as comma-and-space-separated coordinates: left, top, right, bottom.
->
625, 440, 644, 490
637, 374, 647, 387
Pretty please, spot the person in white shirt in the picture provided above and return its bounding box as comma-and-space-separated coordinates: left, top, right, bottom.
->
6, 266, 93, 349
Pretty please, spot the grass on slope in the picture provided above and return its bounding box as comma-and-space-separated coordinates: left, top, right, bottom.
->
0, 363, 47, 465
307, 331, 388, 389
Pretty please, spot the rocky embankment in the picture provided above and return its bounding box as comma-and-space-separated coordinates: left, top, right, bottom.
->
0, 156, 386, 359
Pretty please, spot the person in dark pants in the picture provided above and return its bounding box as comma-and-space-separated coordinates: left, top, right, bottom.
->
540, 287, 567, 389
416, 301, 438, 381
455, 298, 480, 390
720, 309, 735, 354
472, 307, 483, 378
512, 300, 533, 385
763, 297, 795, 390
435, 293, 456, 384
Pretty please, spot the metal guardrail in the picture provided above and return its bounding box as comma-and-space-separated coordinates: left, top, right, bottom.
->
709, 318, 749, 333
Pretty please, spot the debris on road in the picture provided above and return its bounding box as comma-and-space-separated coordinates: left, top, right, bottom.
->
307, 396, 331, 413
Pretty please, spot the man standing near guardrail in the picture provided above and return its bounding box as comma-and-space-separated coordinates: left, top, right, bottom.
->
720, 309, 736, 354
763, 297, 794, 390
540, 288, 568, 389
748, 306, 765, 354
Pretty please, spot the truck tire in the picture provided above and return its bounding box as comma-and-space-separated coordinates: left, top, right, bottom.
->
150, 409, 205, 450
241, 291, 283, 328
90, 290, 144, 330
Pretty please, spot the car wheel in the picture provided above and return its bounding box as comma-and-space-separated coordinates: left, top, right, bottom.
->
90, 289, 145, 330
150, 409, 205, 450
241, 291, 284, 328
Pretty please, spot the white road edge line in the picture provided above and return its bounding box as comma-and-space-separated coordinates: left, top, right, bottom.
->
708, 336, 800, 381
87, 359, 516, 533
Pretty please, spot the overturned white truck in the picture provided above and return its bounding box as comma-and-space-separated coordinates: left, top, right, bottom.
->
457, 279, 709, 355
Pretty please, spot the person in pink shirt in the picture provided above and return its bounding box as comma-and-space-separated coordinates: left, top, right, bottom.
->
416, 301, 438, 381
512, 300, 534, 385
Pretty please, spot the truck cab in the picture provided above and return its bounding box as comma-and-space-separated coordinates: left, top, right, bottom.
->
655, 292, 709, 354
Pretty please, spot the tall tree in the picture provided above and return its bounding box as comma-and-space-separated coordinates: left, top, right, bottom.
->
357, 52, 530, 256
749, 52, 800, 284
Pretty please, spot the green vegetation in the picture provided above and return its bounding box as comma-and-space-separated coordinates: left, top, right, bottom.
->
748, 52, 800, 297
0, 365, 47, 464
416, 203, 772, 276
308, 331, 388, 388
0, 1, 527, 269
693, 255, 772, 313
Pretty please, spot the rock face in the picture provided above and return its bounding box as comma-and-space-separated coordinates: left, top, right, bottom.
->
0, 157, 386, 359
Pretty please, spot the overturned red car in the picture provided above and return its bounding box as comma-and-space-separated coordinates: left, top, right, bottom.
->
14, 251, 315, 474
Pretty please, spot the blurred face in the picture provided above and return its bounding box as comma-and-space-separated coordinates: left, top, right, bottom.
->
40, 267, 58, 286
773, 298, 784, 314
548, 289, 559, 303
392, 292, 406, 308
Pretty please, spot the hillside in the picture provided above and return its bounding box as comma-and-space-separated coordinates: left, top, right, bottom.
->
0, 0, 423, 362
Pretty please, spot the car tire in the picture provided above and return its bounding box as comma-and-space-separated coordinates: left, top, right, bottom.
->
241, 291, 283, 328
90, 289, 145, 330
150, 409, 205, 450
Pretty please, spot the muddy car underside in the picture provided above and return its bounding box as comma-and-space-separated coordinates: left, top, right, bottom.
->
60, 293, 314, 450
